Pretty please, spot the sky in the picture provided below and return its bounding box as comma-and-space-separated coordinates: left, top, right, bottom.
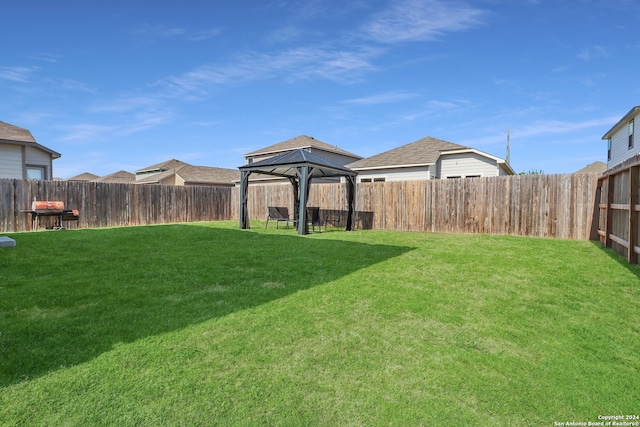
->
1, 0, 639, 178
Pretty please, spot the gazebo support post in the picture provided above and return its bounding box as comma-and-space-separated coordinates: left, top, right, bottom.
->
297, 166, 310, 235
346, 175, 356, 231
288, 176, 300, 227
239, 170, 251, 229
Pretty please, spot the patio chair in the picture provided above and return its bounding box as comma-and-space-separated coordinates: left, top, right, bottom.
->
324, 210, 342, 229
266, 206, 293, 229
306, 206, 322, 232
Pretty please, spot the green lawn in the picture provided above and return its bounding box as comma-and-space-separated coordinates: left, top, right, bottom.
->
0, 221, 638, 426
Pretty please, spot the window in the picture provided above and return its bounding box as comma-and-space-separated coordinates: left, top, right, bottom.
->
26, 166, 45, 180
629, 119, 634, 149
360, 178, 372, 183
447, 176, 461, 179
373, 177, 386, 182
607, 138, 611, 160
466, 175, 481, 179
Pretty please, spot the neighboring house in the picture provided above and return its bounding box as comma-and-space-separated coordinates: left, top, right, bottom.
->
135, 159, 239, 187
347, 136, 514, 182
574, 161, 606, 175
243, 135, 362, 184
602, 105, 640, 169
0, 121, 60, 180
67, 172, 100, 181
95, 170, 136, 183
135, 159, 190, 182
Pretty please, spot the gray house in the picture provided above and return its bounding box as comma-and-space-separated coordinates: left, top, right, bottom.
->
135, 159, 239, 187
0, 121, 60, 180
347, 136, 514, 182
243, 135, 362, 184
602, 105, 640, 169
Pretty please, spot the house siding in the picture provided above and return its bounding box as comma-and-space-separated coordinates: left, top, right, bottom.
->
357, 167, 431, 182
607, 112, 640, 168
25, 146, 53, 179
438, 153, 499, 178
0, 144, 23, 178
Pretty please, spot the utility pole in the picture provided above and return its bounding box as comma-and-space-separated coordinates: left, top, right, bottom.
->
506, 128, 511, 164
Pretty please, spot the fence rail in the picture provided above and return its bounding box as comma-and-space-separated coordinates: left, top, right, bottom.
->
2, 174, 600, 241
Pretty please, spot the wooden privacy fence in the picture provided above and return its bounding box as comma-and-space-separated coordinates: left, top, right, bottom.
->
232, 173, 600, 240
596, 157, 640, 264
2, 173, 599, 240
0, 179, 233, 232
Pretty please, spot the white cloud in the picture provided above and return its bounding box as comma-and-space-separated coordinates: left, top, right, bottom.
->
52, 78, 95, 93
131, 24, 222, 42
57, 124, 115, 142
577, 45, 610, 61
27, 53, 62, 63
0, 66, 38, 83
188, 28, 223, 41
158, 46, 380, 97
362, 0, 487, 43
118, 112, 172, 136
57, 111, 172, 143
89, 96, 162, 114
343, 91, 419, 105
515, 117, 618, 138
131, 24, 186, 38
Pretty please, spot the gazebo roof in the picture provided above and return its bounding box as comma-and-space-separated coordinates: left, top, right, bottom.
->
239, 148, 357, 179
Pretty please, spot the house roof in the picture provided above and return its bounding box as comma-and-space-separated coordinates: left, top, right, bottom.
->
239, 148, 357, 179
602, 106, 640, 139
0, 121, 36, 143
0, 120, 61, 158
136, 159, 190, 173
97, 170, 136, 183
135, 161, 239, 186
347, 136, 467, 169
176, 165, 239, 185
574, 161, 606, 174
244, 135, 362, 160
67, 172, 100, 181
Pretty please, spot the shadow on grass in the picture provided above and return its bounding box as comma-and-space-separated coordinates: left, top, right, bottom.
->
590, 240, 640, 279
0, 223, 412, 387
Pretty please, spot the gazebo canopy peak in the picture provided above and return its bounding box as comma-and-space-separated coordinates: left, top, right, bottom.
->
239, 149, 357, 179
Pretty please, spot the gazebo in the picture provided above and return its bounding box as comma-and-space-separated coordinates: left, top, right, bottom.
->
238, 149, 358, 235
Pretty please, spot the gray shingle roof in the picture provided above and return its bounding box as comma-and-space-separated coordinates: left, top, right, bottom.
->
96, 170, 136, 183
574, 161, 606, 174
347, 136, 467, 169
176, 165, 239, 185
67, 172, 101, 181
135, 161, 239, 186
0, 120, 61, 158
244, 135, 361, 160
136, 159, 190, 173
0, 121, 36, 143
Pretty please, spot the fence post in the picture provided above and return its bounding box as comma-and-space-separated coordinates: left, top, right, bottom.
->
604, 174, 614, 248
629, 166, 639, 264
